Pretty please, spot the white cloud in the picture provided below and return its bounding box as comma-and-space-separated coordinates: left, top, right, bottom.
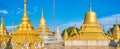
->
6, 25, 17, 32
59, 14, 120, 32
16, 7, 38, 14
28, 7, 38, 14
16, 8, 23, 14
98, 14, 120, 32
0, 10, 8, 14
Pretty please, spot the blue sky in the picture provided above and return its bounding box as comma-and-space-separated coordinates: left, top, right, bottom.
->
0, 0, 120, 32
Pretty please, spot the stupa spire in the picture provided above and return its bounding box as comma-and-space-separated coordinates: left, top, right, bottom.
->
115, 18, 119, 31
42, 8, 44, 18
90, 3, 92, 12
15, 0, 34, 32
40, 8, 46, 25
20, 0, 30, 24
36, 9, 52, 35
24, 0, 27, 14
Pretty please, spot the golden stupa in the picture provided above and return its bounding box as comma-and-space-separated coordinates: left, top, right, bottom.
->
36, 9, 53, 35
0, 16, 10, 48
112, 19, 120, 40
11, 0, 43, 49
63, 29, 68, 41
79, 4, 108, 40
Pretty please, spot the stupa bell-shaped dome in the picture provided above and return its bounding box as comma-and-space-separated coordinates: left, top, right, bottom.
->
84, 3, 98, 24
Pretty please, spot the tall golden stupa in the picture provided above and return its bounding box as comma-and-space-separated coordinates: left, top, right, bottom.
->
79, 4, 108, 40
112, 19, 120, 40
0, 16, 9, 48
11, 0, 43, 49
36, 9, 53, 35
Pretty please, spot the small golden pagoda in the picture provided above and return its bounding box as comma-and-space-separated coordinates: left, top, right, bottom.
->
63, 29, 68, 41
36, 9, 53, 35
69, 25, 79, 40
112, 18, 120, 40
79, 4, 107, 40
0, 16, 9, 48
11, 0, 43, 49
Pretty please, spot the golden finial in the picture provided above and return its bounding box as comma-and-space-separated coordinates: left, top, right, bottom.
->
90, 3, 92, 12
42, 8, 44, 18
24, 0, 27, 13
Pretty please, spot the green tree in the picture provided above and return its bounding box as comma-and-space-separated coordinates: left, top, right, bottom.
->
61, 26, 80, 37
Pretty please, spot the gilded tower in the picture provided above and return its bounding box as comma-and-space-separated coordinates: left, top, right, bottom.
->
11, 0, 43, 49
112, 19, 120, 40
79, 4, 107, 40
0, 16, 9, 49
36, 9, 53, 35
63, 29, 68, 41
69, 25, 79, 40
